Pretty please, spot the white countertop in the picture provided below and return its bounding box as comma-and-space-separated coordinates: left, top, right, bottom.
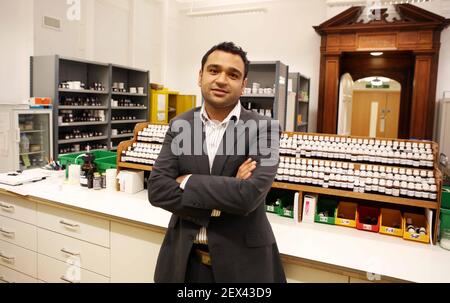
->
1, 170, 449, 283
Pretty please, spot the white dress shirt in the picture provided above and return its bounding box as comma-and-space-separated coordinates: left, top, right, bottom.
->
180, 101, 241, 244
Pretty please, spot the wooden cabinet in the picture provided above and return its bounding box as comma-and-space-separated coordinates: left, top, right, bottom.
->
37, 203, 110, 248
110, 221, 164, 283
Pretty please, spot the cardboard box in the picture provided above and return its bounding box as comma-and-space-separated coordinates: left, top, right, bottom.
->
335, 202, 357, 228
302, 194, 318, 223
380, 208, 404, 237
356, 206, 380, 232
403, 212, 430, 243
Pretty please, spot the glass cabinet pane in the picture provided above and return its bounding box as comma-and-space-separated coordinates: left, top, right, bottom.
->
18, 112, 51, 170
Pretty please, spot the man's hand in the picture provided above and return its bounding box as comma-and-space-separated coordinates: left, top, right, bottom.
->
236, 158, 257, 180
176, 175, 190, 184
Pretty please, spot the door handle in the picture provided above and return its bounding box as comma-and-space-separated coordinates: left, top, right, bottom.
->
60, 248, 80, 256
0, 227, 15, 238
0, 203, 15, 212
60, 275, 79, 283
0, 275, 12, 283
0, 252, 15, 263
59, 220, 80, 229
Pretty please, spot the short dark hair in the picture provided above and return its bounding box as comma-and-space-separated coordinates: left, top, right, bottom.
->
201, 42, 250, 79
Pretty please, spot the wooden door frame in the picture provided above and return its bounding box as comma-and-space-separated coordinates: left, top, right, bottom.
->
314, 4, 449, 139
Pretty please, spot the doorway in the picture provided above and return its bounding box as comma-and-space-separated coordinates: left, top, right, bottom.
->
338, 74, 401, 138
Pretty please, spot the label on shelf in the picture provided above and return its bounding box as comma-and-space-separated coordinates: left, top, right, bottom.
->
320, 216, 328, 223
363, 224, 372, 230
341, 219, 350, 225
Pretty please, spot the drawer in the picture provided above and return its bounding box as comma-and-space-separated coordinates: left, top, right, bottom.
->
0, 240, 37, 278
38, 254, 109, 283
38, 228, 110, 277
37, 204, 110, 247
0, 265, 37, 283
0, 195, 37, 225
0, 216, 37, 251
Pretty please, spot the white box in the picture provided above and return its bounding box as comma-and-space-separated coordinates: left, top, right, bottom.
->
302, 194, 318, 223
117, 170, 144, 194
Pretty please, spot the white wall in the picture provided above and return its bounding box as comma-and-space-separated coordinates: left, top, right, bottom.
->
166, 0, 326, 132
33, 0, 164, 82
0, 0, 34, 104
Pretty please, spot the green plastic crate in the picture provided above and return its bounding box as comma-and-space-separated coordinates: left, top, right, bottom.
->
94, 155, 117, 173
314, 197, 338, 225
58, 150, 117, 177
442, 186, 450, 209
58, 150, 116, 167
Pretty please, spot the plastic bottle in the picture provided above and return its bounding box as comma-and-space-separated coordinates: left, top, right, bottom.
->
20, 134, 30, 153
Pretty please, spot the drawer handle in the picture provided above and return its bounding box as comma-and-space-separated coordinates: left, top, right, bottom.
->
0, 252, 15, 263
59, 220, 80, 229
61, 248, 80, 256
0, 275, 12, 283
0, 228, 15, 238
0, 203, 15, 212
60, 275, 79, 283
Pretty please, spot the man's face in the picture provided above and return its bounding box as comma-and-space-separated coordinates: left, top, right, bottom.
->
198, 50, 247, 109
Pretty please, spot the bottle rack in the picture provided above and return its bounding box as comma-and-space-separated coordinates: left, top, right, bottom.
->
274, 131, 443, 244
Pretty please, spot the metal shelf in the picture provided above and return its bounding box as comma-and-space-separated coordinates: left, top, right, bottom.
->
58, 121, 108, 127
58, 135, 108, 144
20, 130, 46, 134
20, 151, 45, 156
112, 92, 147, 97
111, 133, 134, 139
111, 106, 148, 110
111, 119, 147, 124
59, 106, 108, 110
59, 89, 109, 95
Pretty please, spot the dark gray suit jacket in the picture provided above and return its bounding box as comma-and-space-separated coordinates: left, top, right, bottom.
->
148, 105, 286, 283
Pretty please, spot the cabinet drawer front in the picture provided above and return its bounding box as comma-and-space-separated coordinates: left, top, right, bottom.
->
0, 265, 37, 283
0, 216, 37, 251
0, 195, 37, 225
0, 240, 37, 277
38, 228, 110, 277
37, 204, 110, 247
38, 254, 109, 283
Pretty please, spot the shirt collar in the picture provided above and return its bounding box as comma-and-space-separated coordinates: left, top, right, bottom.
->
200, 100, 241, 126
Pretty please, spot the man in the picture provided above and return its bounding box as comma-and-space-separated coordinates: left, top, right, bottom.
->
148, 42, 286, 283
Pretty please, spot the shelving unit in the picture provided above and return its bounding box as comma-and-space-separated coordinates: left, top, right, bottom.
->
149, 89, 196, 124
30, 55, 149, 157
240, 61, 288, 129
288, 72, 310, 132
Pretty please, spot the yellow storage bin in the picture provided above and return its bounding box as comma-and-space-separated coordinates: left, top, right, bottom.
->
380, 208, 403, 237
403, 212, 430, 244
335, 202, 357, 228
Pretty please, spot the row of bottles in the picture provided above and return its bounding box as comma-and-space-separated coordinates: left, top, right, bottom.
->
111, 98, 145, 108
59, 110, 106, 124
60, 96, 102, 107
60, 129, 104, 140
112, 115, 138, 121
59, 143, 108, 155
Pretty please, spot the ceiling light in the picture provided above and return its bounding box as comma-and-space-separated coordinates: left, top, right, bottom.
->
370, 52, 384, 56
